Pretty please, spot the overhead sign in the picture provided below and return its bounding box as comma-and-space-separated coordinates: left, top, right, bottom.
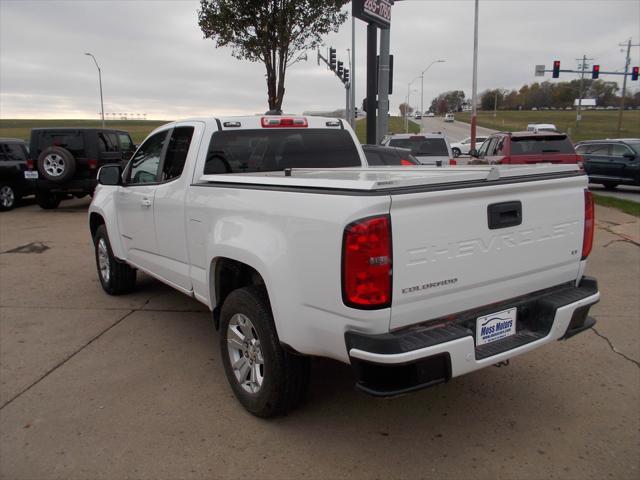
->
534, 65, 545, 77
353, 0, 393, 29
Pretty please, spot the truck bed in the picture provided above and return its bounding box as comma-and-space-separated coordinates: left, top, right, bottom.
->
198, 165, 581, 191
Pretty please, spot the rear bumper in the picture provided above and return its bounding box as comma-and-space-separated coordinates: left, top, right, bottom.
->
346, 277, 599, 396
36, 178, 97, 194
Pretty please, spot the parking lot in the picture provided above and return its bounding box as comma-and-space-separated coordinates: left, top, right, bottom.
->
0, 198, 638, 479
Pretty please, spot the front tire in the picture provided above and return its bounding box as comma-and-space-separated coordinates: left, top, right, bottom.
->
220, 286, 310, 417
93, 225, 136, 295
0, 183, 18, 211
451, 148, 461, 158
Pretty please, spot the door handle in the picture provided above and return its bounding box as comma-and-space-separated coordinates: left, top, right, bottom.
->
141, 198, 152, 208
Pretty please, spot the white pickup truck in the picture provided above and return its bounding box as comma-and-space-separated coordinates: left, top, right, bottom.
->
89, 115, 600, 417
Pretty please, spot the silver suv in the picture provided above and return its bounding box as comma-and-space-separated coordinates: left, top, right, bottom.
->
380, 132, 453, 166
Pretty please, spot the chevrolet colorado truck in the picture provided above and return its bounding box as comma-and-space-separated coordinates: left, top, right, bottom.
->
88, 115, 600, 417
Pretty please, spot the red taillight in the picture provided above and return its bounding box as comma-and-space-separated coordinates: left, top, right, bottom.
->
26, 159, 34, 170
576, 155, 584, 171
261, 117, 308, 128
582, 190, 595, 260
400, 159, 413, 166
449, 158, 457, 165
88, 159, 98, 169
342, 215, 392, 309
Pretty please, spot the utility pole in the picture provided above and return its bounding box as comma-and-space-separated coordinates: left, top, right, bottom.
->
470, 0, 479, 151
350, 16, 356, 127
616, 39, 640, 136
575, 55, 593, 130
377, 28, 391, 143
493, 90, 498, 118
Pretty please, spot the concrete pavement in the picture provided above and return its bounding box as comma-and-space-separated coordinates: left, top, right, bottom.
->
1, 198, 638, 479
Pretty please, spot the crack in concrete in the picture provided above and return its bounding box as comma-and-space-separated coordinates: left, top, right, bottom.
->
598, 226, 640, 248
591, 327, 640, 369
0, 308, 137, 411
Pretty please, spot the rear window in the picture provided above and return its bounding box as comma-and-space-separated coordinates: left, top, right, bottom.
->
388, 137, 448, 156
41, 132, 84, 156
203, 129, 360, 174
510, 136, 575, 155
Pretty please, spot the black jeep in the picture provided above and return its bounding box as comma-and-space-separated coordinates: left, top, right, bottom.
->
28, 128, 135, 209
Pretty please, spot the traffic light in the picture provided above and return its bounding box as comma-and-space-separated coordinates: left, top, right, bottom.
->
329, 48, 336, 71
552, 60, 560, 78
337, 61, 344, 77
632, 66, 639, 81
592, 64, 600, 79
343, 68, 350, 84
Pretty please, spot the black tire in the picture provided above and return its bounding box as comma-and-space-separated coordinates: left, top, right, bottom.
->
602, 182, 618, 190
93, 225, 137, 295
35, 190, 61, 209
220, 286, 310, 418
0, 183, 18, 211
452, 148, 461, 158
37, 146, 76, 183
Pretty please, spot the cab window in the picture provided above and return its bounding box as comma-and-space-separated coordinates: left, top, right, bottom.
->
160, 127, 194, 182
127, 131, 169, 184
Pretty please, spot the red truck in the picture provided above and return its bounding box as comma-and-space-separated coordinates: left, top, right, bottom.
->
470, 132, 581, 165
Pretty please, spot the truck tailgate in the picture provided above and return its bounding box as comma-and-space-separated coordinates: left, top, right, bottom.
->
390, 174, 587, 330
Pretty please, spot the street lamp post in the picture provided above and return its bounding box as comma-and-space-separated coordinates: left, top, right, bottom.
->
405, 78, 419, 132
420, 59, 445, 131
85, 53, 105, 128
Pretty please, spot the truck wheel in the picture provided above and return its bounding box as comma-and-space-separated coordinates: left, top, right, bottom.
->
0, 183, 18, 211
37, 146, 76, 183
220, 286, 310, 417
36, 191, 61, 209
93, 225, 136, 295
452, 148, 461, 158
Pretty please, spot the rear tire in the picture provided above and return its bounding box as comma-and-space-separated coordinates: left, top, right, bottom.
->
36, 191, 61, 209
93, 225, 137, 295
602, 182, 618, 190
220, 286, 310, 417
37, 146, 76, 183
0, 183, 18, 211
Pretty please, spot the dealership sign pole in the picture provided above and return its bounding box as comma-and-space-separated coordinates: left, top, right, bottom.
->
353, 0, 393, 145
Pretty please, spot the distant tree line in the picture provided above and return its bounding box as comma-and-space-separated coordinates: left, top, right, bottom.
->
426, 80, 640, 114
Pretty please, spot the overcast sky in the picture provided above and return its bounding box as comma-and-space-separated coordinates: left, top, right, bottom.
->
1, 0, 639, 120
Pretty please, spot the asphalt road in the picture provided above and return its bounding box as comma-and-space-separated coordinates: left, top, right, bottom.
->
1, 198, 639, 479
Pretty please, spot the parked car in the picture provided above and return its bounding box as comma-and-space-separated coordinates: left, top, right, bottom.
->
90, 115, 599, 417
444, 113, 455, 122
0, 138, 36, 211
361, 145, 420, 166
414, 112, 422, 119
380, 132, 454, 166
575, 138, 640, 189
470, 131, 581, 165
26, 128, 136, 209
526, 123, 558, 133
426, 112, 435, 117
450, 136, 489, 157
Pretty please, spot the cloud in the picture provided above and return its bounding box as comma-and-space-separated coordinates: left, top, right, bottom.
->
1, 0, 638, 119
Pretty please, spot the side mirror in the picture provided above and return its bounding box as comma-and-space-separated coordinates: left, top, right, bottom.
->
97, 164, 123, 186
469, 148, 479, 158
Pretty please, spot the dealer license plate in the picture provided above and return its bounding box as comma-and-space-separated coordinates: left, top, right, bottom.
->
24, 171, 38, 179
476, 307, 517, 346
